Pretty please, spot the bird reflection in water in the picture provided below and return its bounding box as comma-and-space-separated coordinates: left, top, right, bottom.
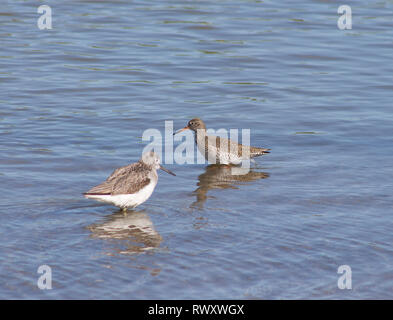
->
88, 210, 162, 256
191, 165, 269, 209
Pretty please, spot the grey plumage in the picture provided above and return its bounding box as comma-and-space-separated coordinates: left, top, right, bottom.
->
84, 161, 152, 196
83, 151, 175, 210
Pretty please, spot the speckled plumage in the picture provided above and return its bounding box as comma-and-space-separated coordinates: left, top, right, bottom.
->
175, 118, 270, 165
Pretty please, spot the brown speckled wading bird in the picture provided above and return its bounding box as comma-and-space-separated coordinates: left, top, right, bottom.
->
174, 118, 270, 165
84, 152, 175, 212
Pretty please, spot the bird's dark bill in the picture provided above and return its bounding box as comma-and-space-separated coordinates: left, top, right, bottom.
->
173, 126, 190, 135
160, 165, 176, 176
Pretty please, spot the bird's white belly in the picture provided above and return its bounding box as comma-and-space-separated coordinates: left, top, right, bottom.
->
85, 180, 157, 208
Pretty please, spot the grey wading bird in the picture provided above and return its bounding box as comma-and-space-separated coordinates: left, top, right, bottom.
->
84, 152, 175, 212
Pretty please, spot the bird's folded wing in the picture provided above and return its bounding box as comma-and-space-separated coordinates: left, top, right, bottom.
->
84, 181, 113, 195
106, 163, 138, 182
85, 162, 147, 195
112, 174, 151, 195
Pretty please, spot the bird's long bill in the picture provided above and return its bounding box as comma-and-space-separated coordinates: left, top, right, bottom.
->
160, 165, 176, 176
173, 126, 190, 136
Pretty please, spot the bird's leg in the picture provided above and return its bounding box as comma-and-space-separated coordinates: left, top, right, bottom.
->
122, 207, 128, 216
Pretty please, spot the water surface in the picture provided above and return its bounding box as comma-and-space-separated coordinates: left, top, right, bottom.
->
1, 0, 392, 299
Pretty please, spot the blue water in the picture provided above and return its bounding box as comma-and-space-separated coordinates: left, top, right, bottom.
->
1, 0, 392, 299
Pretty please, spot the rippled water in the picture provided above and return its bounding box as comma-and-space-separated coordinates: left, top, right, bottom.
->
1, 0, 392, 299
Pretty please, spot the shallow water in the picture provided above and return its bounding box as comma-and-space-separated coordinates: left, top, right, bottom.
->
1, 0, 392, 299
